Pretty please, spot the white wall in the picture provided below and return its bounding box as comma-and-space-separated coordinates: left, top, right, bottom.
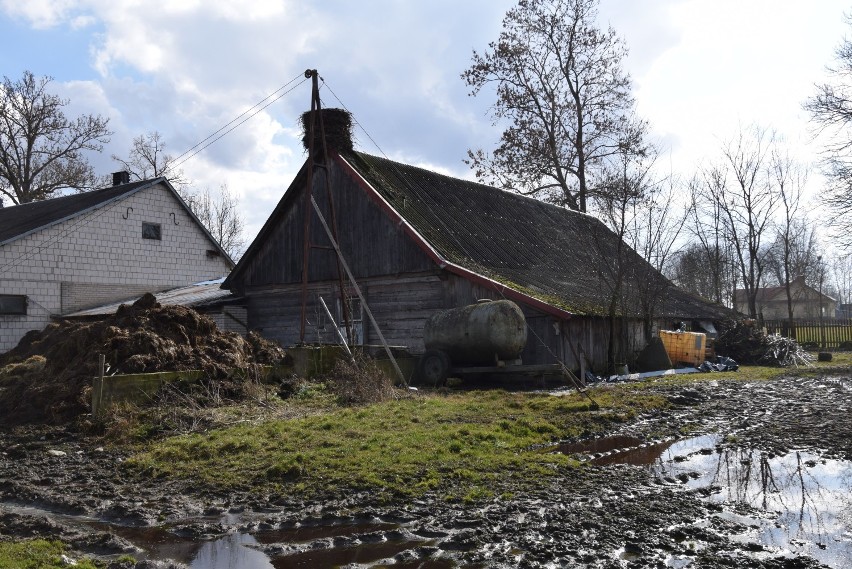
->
0, 182, 232, 353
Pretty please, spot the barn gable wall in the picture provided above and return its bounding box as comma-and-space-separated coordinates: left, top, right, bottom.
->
234, 163, 435, 290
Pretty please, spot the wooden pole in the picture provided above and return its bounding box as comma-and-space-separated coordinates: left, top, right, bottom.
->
96, 353, 105, 416
310, 195, 408, 387
319, 296, 354, 361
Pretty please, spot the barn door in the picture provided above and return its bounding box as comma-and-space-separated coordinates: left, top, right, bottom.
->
337, 296, 364, 345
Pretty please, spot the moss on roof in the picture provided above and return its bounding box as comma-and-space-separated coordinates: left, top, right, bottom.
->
344, 151, 730, 320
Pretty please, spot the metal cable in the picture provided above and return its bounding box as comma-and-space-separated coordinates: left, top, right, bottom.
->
172, 75, 309, 169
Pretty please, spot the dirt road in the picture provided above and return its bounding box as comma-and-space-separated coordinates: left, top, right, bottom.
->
1, 372, 850, 568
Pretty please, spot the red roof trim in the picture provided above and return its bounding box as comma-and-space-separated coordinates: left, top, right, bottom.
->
334, 154, 445, 266
441, 262, 574, 320
335, 154, 573, 320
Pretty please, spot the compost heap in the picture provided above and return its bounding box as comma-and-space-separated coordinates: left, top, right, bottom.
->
714, 319, 812, 367
0, 293, 288, 426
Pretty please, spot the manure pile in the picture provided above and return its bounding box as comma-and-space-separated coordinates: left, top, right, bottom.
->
0, 294, 287, 426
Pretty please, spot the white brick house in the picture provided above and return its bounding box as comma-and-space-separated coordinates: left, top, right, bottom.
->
0, 175, 234, 353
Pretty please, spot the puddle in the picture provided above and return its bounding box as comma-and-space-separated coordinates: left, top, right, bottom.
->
550, 435, 644, 455
0, 502, 443, 568
575, 434, 852, 568
253, 520, 398, 544
191, 534, 272, 569
549, 434, 677, 466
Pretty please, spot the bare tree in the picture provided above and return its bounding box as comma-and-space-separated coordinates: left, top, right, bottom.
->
626, 171, 690, 336
111, 131, 190, 192
113, 131, 245, 259
764, 221, 819, 286
804, 18, 852, 247
587, 144, 682, 368
683, 173, 739, 306
767, 150, 811, 333
830, 253, 852, 317
669, 242, 737, 306
462, 0, 647, 212
594, 147, 690, 334
0, 71, 111, 205
182, 184, 246, 260
593, 146, 647, 368
695, 126, 779, 319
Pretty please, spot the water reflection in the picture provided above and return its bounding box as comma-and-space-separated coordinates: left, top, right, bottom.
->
190, 534, 273, 569
642, 436, 852, 568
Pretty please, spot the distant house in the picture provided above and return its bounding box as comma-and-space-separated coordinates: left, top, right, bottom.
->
223, 109, 729, 372
735, 276, 836, 320
0, 174, 234, 353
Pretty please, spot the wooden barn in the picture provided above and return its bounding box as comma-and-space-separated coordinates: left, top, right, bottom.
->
223, 109, 729, 374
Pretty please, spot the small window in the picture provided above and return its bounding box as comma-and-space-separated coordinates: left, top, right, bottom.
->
0, 295, 27, 315
142, 222, 162, 240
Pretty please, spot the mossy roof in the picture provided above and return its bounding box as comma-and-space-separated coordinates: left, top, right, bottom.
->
343, 151, 730, 320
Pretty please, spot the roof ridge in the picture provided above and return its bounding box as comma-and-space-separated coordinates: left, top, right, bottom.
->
2, 178, 161, 211
350, 150, 601, 221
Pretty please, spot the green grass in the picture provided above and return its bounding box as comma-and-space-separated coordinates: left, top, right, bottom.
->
0, 540, 100, 569
127, 387, 666, 500
125, 362, 823, 502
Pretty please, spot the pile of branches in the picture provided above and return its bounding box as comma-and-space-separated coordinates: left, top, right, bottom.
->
715, 320, 812, 367
762, 334, 814, 368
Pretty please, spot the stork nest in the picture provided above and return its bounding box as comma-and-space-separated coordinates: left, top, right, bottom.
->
300, 108, 354, 155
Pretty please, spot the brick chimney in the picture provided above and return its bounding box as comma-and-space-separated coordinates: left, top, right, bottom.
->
112, 171, 130, 186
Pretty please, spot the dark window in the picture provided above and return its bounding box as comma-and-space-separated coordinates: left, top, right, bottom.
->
0, 295, 27, 315
142, 222, 161, 240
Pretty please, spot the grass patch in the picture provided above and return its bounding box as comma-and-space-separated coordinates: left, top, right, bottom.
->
124, 363, 809, 502
127, 386, 666, 500
0, 540, 100, 569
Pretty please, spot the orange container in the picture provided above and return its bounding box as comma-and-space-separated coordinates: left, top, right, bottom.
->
659, 331, 706, 367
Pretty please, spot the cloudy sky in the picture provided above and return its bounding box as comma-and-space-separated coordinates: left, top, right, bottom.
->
1, 0, 850, 251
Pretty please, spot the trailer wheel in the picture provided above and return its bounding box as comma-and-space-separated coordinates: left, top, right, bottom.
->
417, 350, 451, 386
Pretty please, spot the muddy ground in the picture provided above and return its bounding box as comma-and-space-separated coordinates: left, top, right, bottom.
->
0, 371, 850, 568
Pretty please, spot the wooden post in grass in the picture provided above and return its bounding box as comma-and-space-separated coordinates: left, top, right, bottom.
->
97, 354, 105, 416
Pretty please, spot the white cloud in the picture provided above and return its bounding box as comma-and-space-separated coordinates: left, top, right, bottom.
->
3, 0, 852, 245
0, 0, 77, 28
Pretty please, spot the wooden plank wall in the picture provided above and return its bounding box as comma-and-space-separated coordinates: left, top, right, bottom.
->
248, 270, 661, 372
442, 272, 655, 371
246, 273, 446, 352
237, 163, 435, 290
365, 275, 446, 352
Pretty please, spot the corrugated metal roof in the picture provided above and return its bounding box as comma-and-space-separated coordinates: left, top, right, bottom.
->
64, 279, 239, 317
225, 149, 733, 320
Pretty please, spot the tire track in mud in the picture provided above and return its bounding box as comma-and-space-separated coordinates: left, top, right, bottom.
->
0, 374, 850, 568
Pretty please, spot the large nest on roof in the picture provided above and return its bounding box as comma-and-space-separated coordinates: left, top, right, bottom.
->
300, 108, 354, 155
0, 294, 289, 426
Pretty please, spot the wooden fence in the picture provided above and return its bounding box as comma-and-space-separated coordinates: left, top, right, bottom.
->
762, 318, 852, 350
